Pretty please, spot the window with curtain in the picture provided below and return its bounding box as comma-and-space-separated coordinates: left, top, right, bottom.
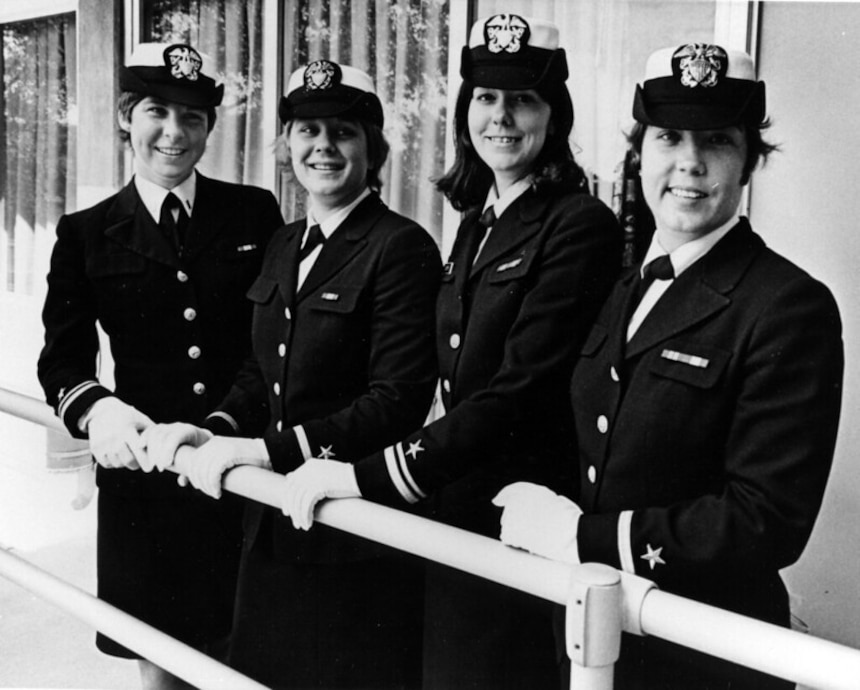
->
143, 0, 267, 187
282, 0, 450, 241
0, 12, 76, 297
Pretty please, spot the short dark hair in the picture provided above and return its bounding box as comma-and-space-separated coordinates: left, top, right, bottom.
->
434, 80, 588, 211
116, 91, 217, 143
275, 117, 390, 193
626, 119, 779, 185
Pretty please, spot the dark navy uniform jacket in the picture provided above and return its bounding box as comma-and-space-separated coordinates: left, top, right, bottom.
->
37, 173, 283, 653
38, 174, 283, 496
208, 192, 441, 563
355, 186, 622, 534
572, 219, 843, 688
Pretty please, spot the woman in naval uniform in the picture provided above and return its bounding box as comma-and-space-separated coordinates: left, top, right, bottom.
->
37, 43, 283, 689
278, 15, 622, 689
146, 60, 440, 689
494, 42, 844, 689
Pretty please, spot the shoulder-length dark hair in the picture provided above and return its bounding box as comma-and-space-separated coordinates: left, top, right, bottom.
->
434, 79, 588, 211
275, 117, 390, 193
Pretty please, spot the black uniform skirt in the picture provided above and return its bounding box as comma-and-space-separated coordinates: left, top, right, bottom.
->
95, 478, 244, 658
421, 471, 562, 690
228, 524, 424, 690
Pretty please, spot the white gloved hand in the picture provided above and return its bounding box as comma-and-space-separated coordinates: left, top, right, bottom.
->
492, 482, 583, 564
85, 397, 153, 470
280, 458, 361, 531
180, 436, 268, 499
142, 423, 213, 472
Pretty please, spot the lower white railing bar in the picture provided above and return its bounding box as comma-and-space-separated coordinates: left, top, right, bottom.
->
0, 546, 268, 690
5, 387, 860, 690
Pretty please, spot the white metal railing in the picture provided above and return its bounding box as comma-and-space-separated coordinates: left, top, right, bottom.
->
4, 386, 860, 689
0, 546, 267, 690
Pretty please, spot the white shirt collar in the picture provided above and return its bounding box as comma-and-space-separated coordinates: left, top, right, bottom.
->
641, 214, 740, 279
307, 188, 372, 239
134, 172, 197, 224
482, 177, 532, 220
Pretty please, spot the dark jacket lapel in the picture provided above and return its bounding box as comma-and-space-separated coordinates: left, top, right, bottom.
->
297, 194, 385, 299
469, 190, 548, 278
182, 173, 232, 261
626, 220, 762, 359
104, 180, 179, 267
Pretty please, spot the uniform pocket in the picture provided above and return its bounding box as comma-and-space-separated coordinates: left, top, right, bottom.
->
246, 275, 278, 304
649, 339, 731, 389
487, 248, 536, 284
308, 285, 361, 314
580, 324, 608, 357
87, 252, 146, 277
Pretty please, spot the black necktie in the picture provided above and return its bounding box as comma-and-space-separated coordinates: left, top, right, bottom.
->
470, 206, 496, 267
632, 254, 674, 306
299, 224, 325, 261
160, 192, 189, 251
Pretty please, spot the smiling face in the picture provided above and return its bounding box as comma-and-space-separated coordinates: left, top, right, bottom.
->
288, 117, 370, 214
640, 126, 748, 249
467, 87, 551, 192
119, 96, 209, 189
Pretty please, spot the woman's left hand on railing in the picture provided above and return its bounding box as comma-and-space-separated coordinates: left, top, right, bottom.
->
143, 423, 213, 473
280, 459, 361, 530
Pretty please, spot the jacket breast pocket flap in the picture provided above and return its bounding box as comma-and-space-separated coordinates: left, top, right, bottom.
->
87, 252, 146, 277
309, 285, 361, 314
246, 275, 278, 304
220, 240, 261, 262
487, 249, 535, 284
650, 340, 730, 389
580, 324, 608, 357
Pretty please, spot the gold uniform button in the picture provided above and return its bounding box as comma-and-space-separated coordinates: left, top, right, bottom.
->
192, 382, 206, 395
278, 343, 286, 357
274, 382, 281, 396
610, 366, 619, 382
442, 379, 451, 393
597, 415, 609, 434
188, 345, 201, 359
284, 307, 292, 320
177, 270, 189, 283
276, 421, 283, 432
183, 308, 197, 322
449, 333, 461, 350
587, 465, 597, 484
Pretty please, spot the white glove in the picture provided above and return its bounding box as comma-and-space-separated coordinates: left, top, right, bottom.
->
180, 436, 269, 499
280, 458, 361, 531
492, 482, 583, 564
85, 397, 153, 470
142, 422, 213, 472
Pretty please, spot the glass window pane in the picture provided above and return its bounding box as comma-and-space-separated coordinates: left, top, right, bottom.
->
281, 1, 450, 242
1, 12, 76, 296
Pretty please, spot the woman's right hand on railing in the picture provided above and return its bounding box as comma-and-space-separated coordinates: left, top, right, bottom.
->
85, 397, 153, 471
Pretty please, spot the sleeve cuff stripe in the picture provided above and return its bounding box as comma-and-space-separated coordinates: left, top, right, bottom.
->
395, 443, 428, 500
293, 425, 312, 461
618, 510, 635, 573
384, 446, 420, 504
57, 380, 100, 420
206, 411, 239, 433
